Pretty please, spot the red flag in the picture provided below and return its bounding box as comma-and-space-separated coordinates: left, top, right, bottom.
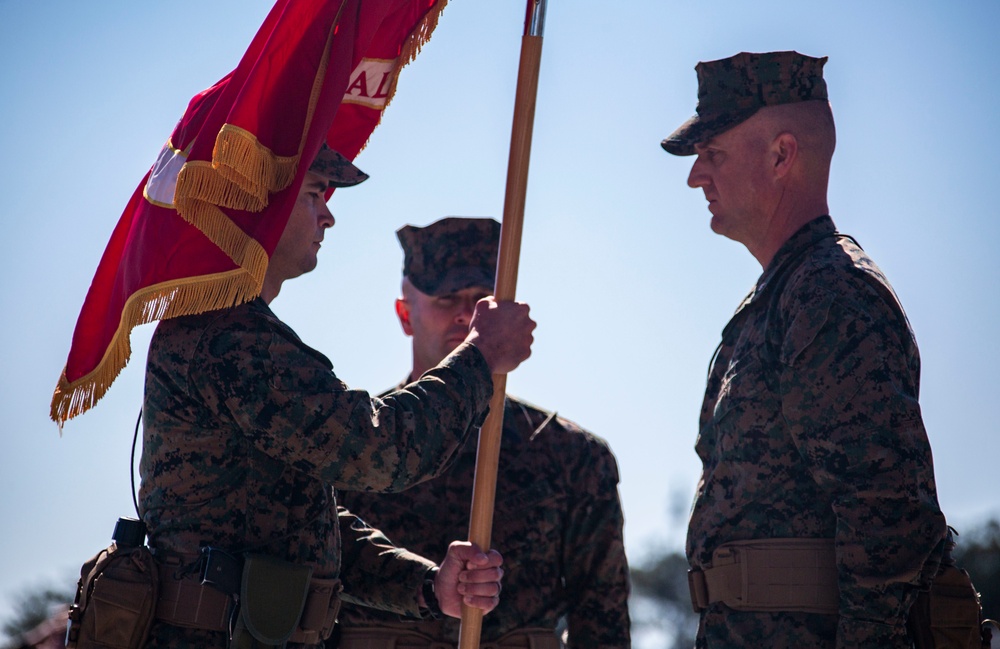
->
51, 0, 450, 425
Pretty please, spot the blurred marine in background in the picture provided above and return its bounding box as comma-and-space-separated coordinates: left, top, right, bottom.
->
335, 217, 631, 648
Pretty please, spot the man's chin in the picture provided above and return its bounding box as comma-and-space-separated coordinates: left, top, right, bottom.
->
709, 214, 726, 236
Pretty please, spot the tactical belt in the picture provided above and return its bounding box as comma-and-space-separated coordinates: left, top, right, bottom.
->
155, 560, 342, 644
336, 626, 560, 649
687, 538, 839, 614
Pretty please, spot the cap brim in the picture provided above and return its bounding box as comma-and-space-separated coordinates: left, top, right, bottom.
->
310, 146, 370, 188
661, 107, 762, 156
326, 166, 368, 188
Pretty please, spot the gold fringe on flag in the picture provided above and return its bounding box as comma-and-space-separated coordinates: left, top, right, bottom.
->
390, 0, 449, 103
175, 122, 299, 219
50, 264, 263, 426
213, 125, 299, 204
172, 199, 271, 285
174, 161, 267, 214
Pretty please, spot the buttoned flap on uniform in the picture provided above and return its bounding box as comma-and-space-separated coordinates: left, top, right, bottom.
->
706, 351, 780, 462
493, 480, 564, 578
711, 354, 764, 424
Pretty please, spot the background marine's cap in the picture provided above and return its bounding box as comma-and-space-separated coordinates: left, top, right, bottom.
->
309, 142, 369, 187
397, 217, 500, 296
661, 51, 829, 156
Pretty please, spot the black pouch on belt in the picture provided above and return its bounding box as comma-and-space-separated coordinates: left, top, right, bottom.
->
230, 554, 313, 649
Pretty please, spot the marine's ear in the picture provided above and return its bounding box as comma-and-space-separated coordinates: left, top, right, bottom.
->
395, 298, 413, 336
771, 131, 798, 179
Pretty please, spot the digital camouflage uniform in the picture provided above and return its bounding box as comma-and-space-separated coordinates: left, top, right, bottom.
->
337, 390, 631, 648
139, 297, 494, 648
689, 215, 946, 648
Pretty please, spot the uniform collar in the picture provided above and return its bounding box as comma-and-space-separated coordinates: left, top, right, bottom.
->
726, 215, 835, 321
752, 215, 835, 302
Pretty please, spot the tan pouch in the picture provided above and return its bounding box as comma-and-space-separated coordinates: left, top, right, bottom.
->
230, 553, 313, 649
66, 543, 159, 649
908, 562, 986, 649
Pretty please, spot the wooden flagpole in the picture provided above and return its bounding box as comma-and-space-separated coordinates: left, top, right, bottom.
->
458, 1, 548, 648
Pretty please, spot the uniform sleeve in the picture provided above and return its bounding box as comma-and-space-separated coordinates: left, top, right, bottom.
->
336, 506, 436, 617
777, 287, 945, 648
562, 442, 632, 649
191, 315, 493, 493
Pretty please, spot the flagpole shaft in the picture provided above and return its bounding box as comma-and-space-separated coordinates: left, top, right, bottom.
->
458, 2, 546, 646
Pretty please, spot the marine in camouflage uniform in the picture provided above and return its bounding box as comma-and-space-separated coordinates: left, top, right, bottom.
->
139, 151, 530, 648
335, 218, 631, 648
661, 53, 946, 648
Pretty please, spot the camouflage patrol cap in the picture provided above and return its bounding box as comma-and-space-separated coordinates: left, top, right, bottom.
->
397, 217, 500, 297
661, 51, 829, 156
309, 143, 369, 188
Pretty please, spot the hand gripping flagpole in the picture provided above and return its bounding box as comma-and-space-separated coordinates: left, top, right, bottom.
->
458, 1, 547, 648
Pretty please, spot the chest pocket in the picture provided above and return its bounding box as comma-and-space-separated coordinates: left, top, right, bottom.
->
712, 354, 766, 424
493, 481, 564, 571
704, 350, 786, 465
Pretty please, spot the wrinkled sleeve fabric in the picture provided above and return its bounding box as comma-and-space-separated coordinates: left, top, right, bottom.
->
777, 281, 945, 648
562, 442, 632, 648
190, 310, 493, 493
336, 506, 435, 617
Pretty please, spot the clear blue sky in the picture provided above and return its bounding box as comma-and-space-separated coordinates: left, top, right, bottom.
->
1, 0, 998, 625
